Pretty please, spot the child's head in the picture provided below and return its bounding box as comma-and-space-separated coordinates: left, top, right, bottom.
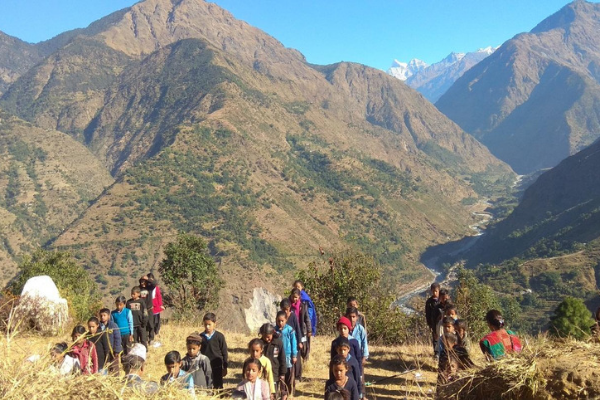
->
203, 313, 217, 334
276, 311, 287, 329
87, 317, 100, 335
442, 316, 456, 334
335, 338, 351, 358
115, 295, 127, 311
326, 390, 351, 400
336, 317, 352, 338
71, 324, 87, 343
430, 282, 440, 298
439, 289, 450, 304
242, 357, 262, 383
248, 338, 265, 359
280, 298, 291, 314
293, 280, 304, 291
164, 350, 182, 377
123, 343, 147, 375
139, 276, 148, 288
345, 307, 359, 328
454, 319, 467, 338
147, 272, 156, 282
346, 296, 359, 309
259, 323, 275, 343
290, 288, 301, 304
51, 342, 68, 364
186, 332, 203, 357
329, 355, 349, 380
444, 304, 458, 320
131, 286, 141, 300
99, 308, 111, 324
443, 332, 458, 349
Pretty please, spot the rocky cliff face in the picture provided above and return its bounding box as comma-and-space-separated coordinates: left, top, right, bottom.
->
437, 0, 600, 174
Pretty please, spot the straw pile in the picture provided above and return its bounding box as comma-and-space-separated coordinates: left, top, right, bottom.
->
437, 336, 600, 400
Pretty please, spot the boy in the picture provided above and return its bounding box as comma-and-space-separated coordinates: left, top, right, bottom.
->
139, 277, 155, 344
127, 286, 148, 349
425, 283, 440, 355
330, 317, 362, 375
346, 307, 369, 366
334, 338, 362, 399
181, 332, 212, 389
347, 297, 367, 331
434, 289, 451, 341
280, 298, 305, 381
436, 304, 458, 346
200, 313, 228, 389
123, 343, 159, 394
438, 332, 460, 384
437, 316, 457, 367
99, 307, 122, 374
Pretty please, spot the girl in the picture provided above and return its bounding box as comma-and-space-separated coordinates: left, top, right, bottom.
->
289, 288, 311, 367
248, 338, 276, 397
111, 295, 134, 355
260, 324, 286, 398
87, 317, 110, 373
236, 357, 270, 400
454, 319, 475, 368
275, 310, 297, 399
51, 342, 81, 376
70, 325, 98, 374
324, 355, 359, 400
160, 350, 195, 394
480, 309, 522, 361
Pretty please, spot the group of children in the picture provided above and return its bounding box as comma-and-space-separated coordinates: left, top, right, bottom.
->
424, 283, 474, 383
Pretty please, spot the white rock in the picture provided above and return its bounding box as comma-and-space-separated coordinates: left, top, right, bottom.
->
13, 275, 69, 335
244, 288, 281, 333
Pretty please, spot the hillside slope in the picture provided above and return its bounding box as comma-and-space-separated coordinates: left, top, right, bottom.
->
437, 0, 600, 174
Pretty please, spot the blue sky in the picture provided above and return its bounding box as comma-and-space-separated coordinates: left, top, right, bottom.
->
0, 0, 588, 70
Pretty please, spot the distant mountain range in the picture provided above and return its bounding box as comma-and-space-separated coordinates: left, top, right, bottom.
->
387, 47, 496, 102
0, 0, 512, 324
437, 0, 600, 175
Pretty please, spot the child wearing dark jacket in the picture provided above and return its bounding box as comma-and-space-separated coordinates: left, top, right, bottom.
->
260, 323, 286, 396
127, 286, 148, 349
325, 355, 359, 400
200, 313, 228, 389
182, 332, 212, 389
99, 307, 122, 374
425, 283, 440, 355
87, 317, 110, 373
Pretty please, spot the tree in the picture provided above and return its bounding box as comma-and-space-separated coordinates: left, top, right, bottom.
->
159, 233, 222, 319
549, 297, 594, 340
6, 249, 101, 321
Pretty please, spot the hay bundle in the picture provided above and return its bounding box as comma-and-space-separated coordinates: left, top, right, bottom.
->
437, 337, 600, 400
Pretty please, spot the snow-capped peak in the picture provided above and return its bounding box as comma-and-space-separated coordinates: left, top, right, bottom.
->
388, 58, 428, 81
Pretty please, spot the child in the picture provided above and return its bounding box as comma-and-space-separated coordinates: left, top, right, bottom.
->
437, 316, 456, 359
435, 296, 453, 344
70, 324, 98, 374
260, 324, 286, 398
127, 286, 148, 349
111, 295, 134, 355
87, 316, 110, 373
275, 310, 297, 398
181, 332, 212, 389
99, 307, 122, 373
425, 283, 440, 355
51, 342, 81, 376
146, 273, 164, 339
325, 355, 359, 400
139, 277, 155, 344
330, 317, 361, 372
333, 338, 362, 399
123, 343, 159, 395
454, 319, 471, 352
280, 298, 304, 381
236, 357, 270, 400
293, 280, 317, 340
161, 350, 195, 394
248, 338, 276, 397
347, 297, 367, 331
438, 332, 460, 384
200, 312, 228, 389
346, 307, 369, 366
289, 288, 311, 377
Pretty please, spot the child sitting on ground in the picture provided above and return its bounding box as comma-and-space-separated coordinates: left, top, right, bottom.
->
249, 338, 276, 397
236, 357, 270, 400
275, 310, 297, 399
453, 319, 475, 369
437, 332, 460, 384
123, 343, 159, 395
160, 350, 195, 394
51, 342, 81, 376
70, 324, 98, 374
260, 323, 287, 399
325, 355, 359, 400
200, 313, 228, 389
181, 332, 212, 389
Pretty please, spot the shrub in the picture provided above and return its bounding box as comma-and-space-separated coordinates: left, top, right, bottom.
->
5, 249, 101, 322
158, 233, 222, 320
297, 248, 426, 345
549, 297, 594, 340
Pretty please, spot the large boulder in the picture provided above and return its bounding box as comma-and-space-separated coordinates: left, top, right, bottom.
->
13, 275, 69, 335
244, 288, 281, 333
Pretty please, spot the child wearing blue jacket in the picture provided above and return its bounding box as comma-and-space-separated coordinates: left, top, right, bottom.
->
111, 295, 134, 355
275, 310, 297, 399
